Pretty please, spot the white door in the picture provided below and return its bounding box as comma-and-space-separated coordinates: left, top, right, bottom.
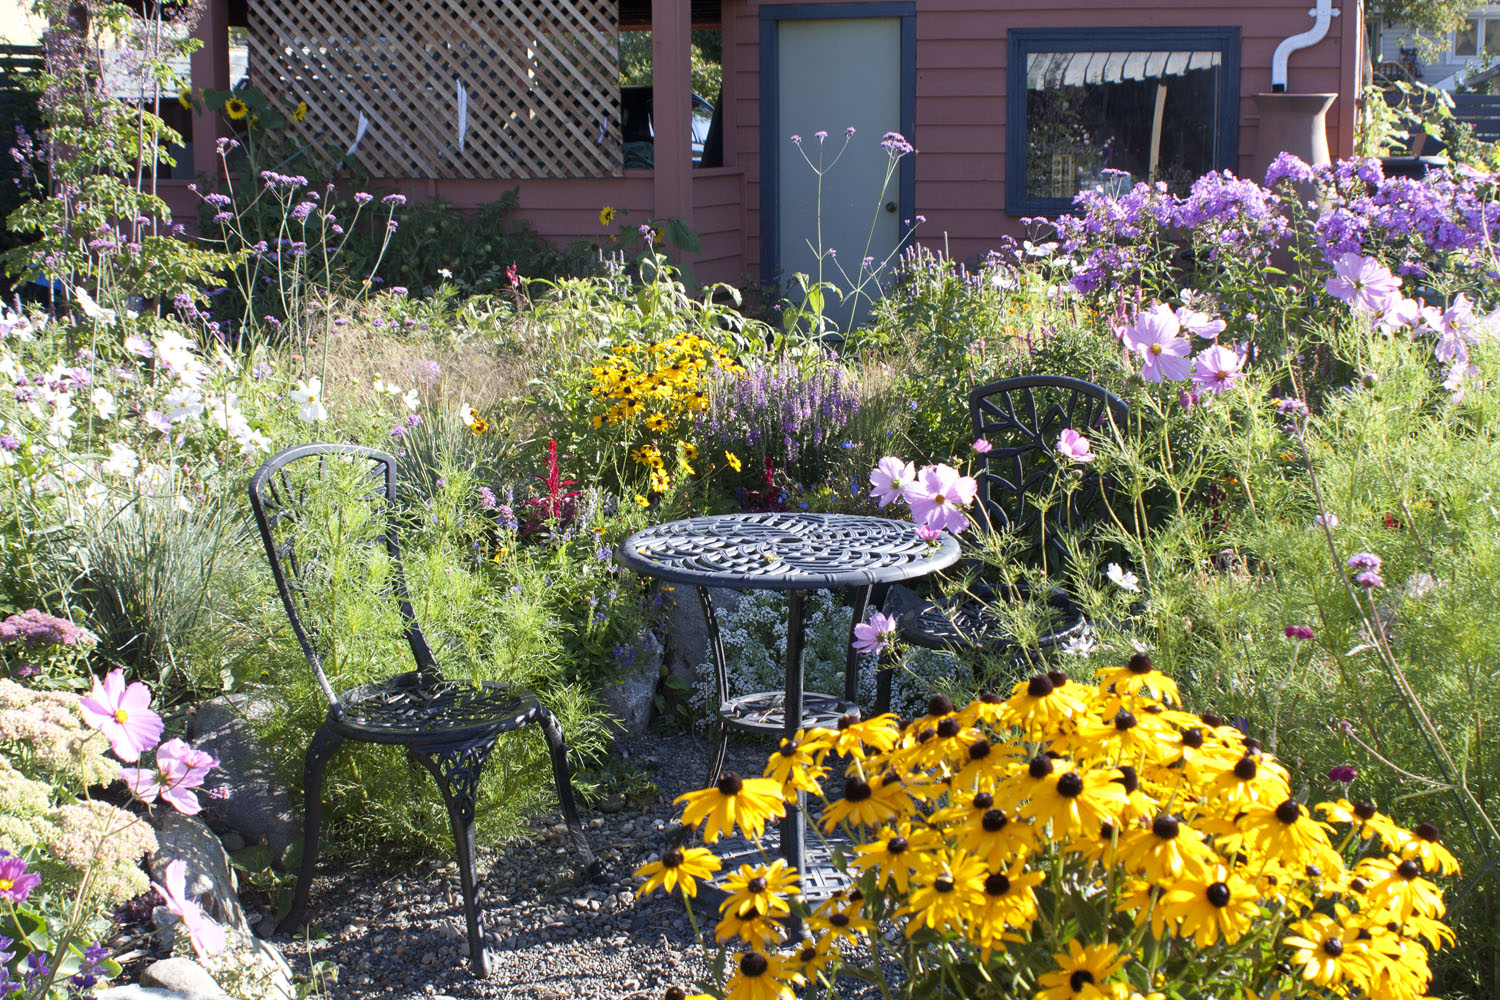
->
776, 17, 902, 329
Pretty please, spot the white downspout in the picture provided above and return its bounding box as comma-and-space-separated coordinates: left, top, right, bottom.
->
1271, 0, 1340, 92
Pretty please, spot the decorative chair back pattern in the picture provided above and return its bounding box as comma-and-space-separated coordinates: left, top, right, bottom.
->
968, 375, 1129, 562
248, 443, 437, 714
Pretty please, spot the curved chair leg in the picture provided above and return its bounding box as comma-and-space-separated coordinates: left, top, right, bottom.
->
410, 740, 498, 977
704, 718, 729, 790
278, 722, 344, 934
539, 708, 598, 874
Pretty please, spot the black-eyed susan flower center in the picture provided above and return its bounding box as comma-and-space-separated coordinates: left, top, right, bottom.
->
1397, 859, 1422, 879
1244, 737, 1263, 753
1415, 821, 1442, 842
933, 876, 955, 894
837, 713, 860, 730
1181, 727, 1205, 749
1274, 799, 1302, 824
980, 690, 1002, 704
665, 988, 687, 1000
1206, 881, 1231, 907
1115, 765, 1139, 793
1354, 800, 1378, 820
1350, 877, 1369, 893
1322, 937, 1344, 958
1151, 814, 1181, 840
928, 694, 955, 716
973, 792, 994, 809
717, 772, 745, 795
1128, 652, 1154, 674
843, 777, 873, 802
830, 912, 850, 927
1029, 756, 1054, 779
1113, 711, 1138, 731
747, 876, 768, 892
1233, 757, 1258, 780
887, 836, 909, 855
1047, 669, 1069, 688
1027, 674, 1054, 697
982, 809, 1009, 832
1202, 711, 1225, 727
937, 718, 961, 739
740, 951, 769, 977
1070, 970, 1096, 992
778, 739, 798, 757
1057, 772, 1085, 797
662, 848, 684, 868
918, 728, 936, 743
799, 947, 817, 963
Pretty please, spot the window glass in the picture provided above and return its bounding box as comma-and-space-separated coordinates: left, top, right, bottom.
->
1455, 18, 1479, 56
1024, 49, 1223, 200
1485, 18, 1500, 55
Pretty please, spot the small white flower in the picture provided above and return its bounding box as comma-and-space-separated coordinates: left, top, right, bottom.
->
60, 461, 90, 486
1107, 562, 1141, 593
83, 480, 109, 508
291, 377, 328, 423
163, 386, 205, 423
402, 388, 420, 412
91, 387, 117, 420
136, 463, 170, 496
102, 442, 139, 478
1060, 632, 1098, 657
74, 286, 117, 325
459, 403, 477, 426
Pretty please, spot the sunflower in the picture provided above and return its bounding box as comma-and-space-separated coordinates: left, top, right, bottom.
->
724, 950, 798, 1000
291, 100, 309, 122
899, 850, 987, 937
1035, 940, 1126, 1000
635, 846, 721, 899
1158, 867, 1260, 946
224, 96, 249, 120
177, 86, 194, 110
725, 450, 742, 472
674, 771, 787, 843
599, 205, 617, 227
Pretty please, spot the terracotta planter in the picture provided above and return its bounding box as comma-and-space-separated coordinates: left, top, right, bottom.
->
1252, 92, 1337, 183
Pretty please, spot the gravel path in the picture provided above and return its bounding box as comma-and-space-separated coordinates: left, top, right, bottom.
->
277, 731, 770, 1000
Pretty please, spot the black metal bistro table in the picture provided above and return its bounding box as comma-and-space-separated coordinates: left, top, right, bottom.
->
617, 512, 961, 892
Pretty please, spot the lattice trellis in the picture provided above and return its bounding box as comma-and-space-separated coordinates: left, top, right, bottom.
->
248, 0, 623, 179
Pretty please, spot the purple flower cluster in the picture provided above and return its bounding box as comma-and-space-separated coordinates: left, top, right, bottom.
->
259, 170, 308, 189
701, 356, 860, 467
1346, 551, 1385, 590
0, 609, 93, 648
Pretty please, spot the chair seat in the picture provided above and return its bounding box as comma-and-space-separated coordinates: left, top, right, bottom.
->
899, 587, 1086, 653
332, 672, 542, 744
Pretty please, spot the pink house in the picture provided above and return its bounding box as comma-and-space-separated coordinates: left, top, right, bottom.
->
175, 0, 1363, 288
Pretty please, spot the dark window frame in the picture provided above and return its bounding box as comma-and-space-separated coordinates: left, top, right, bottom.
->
1005, 26, 1241, 217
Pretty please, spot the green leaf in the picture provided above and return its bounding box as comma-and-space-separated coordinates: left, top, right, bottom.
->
663, 217, 701, 254
231, 843, 274, 873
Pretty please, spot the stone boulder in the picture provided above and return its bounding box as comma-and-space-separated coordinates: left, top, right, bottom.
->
660, 585, 741, 704
150, 813, 253, 937
187, 693, 298, 862
596, 629, 661, 735
141, 958, 227, 999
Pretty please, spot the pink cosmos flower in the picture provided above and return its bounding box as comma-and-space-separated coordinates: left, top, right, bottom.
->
1175, 306, 1226, 339
1122, 304, 1191, 383
79, 669, 163, 762
1191, 344, 1245, 395
143, 410, 172, 434
851, 611, 898, 655
121, 739, 219, 815
1324, 253, 1401, 315
123, 334, 154, 358
868, 456, 916, 507
914, 523, 943, 541
903, 464, 978, 534
1055, 429, 1094, 463
0, 856, 41, 902
972, 438, 993, 454
1379, 296, 1421, 332
152, 859, 227, 958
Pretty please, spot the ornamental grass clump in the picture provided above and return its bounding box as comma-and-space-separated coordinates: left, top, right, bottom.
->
641, 657, 1455, 1000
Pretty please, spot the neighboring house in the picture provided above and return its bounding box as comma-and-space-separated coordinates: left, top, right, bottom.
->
1377, 7, 1500, 90
167, 0, 1362, 286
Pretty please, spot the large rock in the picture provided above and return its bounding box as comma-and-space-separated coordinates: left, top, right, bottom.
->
149, 813, 253, 937
96, 987, 197, 1000
660, 585, 742, 701
187, 693, 298, 862
596, 630, 661, 735
141, 958, 227, 999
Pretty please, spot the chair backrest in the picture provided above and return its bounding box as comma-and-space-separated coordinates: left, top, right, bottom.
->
968, 375, 1129, 562
248, 443, 437, 712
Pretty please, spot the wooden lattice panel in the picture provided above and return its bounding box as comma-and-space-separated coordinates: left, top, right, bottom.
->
248, 0, 622, 179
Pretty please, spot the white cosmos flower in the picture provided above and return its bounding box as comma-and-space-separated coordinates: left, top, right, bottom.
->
291, 377, 328, 422
83, 480, 109, 508
1060, 631, 1098, 657
402, 388, 419, 412
163, 386, 205, 423
60, 461, 90, 485
92, 387, 117, 420
102, 442, 139, 478
136, 463, 170, 496
1106, 562, 1141, 593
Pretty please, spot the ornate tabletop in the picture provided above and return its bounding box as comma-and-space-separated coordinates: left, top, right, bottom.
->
616, 512, 962, 590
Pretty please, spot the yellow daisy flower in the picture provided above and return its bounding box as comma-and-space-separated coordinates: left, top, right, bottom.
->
1158, 866, 1260, 947
1035, 940, 1126, 1000
599, 205, 617, 227
291, 100, 309, 122
635, 846, 722, 899
674, 771, 787, 843
224, 96, 249, 120
725, 450, 743, 472
723, 950, 798, 1000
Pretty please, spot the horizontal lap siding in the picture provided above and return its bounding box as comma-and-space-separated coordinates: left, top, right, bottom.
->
692, 169, 749, 284
725, 0, 1359, 276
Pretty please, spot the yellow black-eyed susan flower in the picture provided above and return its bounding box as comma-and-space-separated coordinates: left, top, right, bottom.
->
719, 859, 798, 923
899, 850, 986, 937
1159, 866, 1259, 947
723, 949, 797, 1000
674, 771, 786, 843
1282, 910, 1374, 990
1035, 940, 1127, 1000
849, 824, 941, 893
635, 846, 721, 899
599, 205, 616, 226
292, 100, 309, 122
224, 96, 249, 120
725, 450, 742, 472
763, 730, 829, 796
177, 87, 194, 110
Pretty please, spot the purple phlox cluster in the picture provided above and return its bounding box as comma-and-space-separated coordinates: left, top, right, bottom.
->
0, 608, 95, 648
70, 941, 110, 994
1264, 151, 1316, 188
1171, 170, 1289, 251
701, 356, 860, 466
289, 200, 316, 221
1346, 551, 1385, 590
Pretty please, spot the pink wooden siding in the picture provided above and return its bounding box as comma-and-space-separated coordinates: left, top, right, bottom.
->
691, 167, 750, 285
722, 0, 1362, 274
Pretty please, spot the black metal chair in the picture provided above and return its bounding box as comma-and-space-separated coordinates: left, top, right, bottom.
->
877, 375, 1129, 710
249, 443, 594, 976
